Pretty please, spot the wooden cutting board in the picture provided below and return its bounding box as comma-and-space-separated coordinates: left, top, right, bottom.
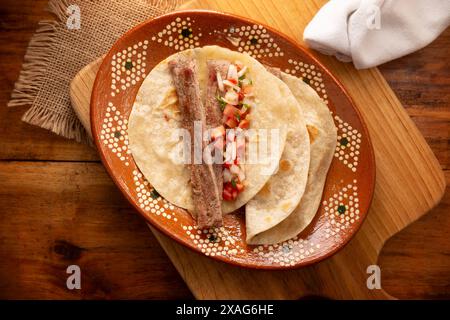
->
70, 0, 445, 299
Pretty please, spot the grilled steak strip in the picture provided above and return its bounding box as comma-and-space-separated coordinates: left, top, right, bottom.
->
168, 56, 223, 228
204, 60, 230, 203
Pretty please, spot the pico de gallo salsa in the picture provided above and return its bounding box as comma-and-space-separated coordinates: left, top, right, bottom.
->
212, 61, 255, 201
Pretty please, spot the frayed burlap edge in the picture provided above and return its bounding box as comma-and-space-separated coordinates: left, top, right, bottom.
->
8, 0, 183, 144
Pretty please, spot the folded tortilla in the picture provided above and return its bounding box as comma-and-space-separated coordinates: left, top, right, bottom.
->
247, 72, 337, 244
245, 71, 311, 242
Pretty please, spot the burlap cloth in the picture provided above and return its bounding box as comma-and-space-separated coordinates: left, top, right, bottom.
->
8, 0, 183, 144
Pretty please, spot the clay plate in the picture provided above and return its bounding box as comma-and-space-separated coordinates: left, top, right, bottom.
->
91, 10, 375, 269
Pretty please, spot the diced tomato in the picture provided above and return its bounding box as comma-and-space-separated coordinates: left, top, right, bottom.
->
239, 107, 250, 118
223, 104, 240, 118
242, 85, 253, 94
223, 173, 244, 200
223, 162, 232, 169
223, 187, 233, 201
238, 91, 245, 101
235, 61, 244, 71
228, 78, 238, 85
238, 119, 250, 129
222, 113, 229, 124
225, 117, 238, 128
223, 183, 238, 201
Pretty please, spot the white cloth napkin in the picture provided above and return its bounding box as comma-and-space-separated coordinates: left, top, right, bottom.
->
303, 0, 450, 69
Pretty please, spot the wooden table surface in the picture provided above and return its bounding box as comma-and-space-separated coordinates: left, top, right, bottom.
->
0, 0, 448, 299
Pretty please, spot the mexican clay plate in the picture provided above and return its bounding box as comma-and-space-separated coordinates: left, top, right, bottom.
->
91, 10, 375, 269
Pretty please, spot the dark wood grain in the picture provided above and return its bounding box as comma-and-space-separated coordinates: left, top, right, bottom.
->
0, 161, 193, 299
0, 0, 448, 299
377, 30, 450, 299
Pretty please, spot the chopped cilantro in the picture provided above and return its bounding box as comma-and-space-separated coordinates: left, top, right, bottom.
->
238, 74, 246, 81
231, 179, 237, 189
216, 95, 227, 110
235, 112, 241, 121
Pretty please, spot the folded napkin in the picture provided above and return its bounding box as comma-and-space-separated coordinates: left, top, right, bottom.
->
304, 0, 450, 69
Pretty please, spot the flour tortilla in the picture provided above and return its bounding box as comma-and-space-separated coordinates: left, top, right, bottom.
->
128, 46, 302, 214
245, 84, 311, 243
247, 72, 337, 244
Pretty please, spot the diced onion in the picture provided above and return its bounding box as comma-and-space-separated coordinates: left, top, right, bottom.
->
224, 90, 239, 105
230, 164, 240, 175
224, 141, 237, 162
216, 72, 224, 92
227, 64, 238, 81
223, 168, 232, 182
235, 60, 244, 69
240, 78, 251, 86
237, 66, 248, 78
222, 80, 241, 92
242, 97, 256, 108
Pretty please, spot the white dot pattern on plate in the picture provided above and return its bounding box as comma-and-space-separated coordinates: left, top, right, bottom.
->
151, 17, 201, 50
323, 180, 360, 238
286, 59, 328, 104
183, 225, 243, 257
334, 115, 362, 171
253, 237, 319, 267
100, 102, 130, 166
133, 170, 177, 222
111, 41, 148, 96
222, 24, 284, 59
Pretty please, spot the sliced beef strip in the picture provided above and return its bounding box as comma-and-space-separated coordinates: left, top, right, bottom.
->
205, 60, 229, 127
204, 60, 230, 202
168, 56, 223, 228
